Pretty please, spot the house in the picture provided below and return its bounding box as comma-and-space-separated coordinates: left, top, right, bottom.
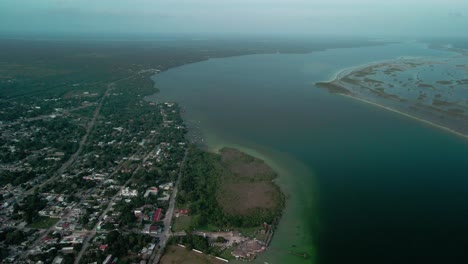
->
149, 225, 158, 234
148, 243, 156, 251
134, 210, 143, 219
175, 208, 189, 218
120, 187, 138, 197
143, 187, 158, 198
157, 192, 170, 201
152, 208, 162, 222
62, 247, 74, 254
52, 256, 64, 264
178, 209, 189, 215
99, 244, 108, 251
158, 182, 173, 191
142, 224, 151, 234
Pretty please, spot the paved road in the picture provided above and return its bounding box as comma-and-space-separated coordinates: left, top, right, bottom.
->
0, 103, 96, 128
24, 72, 141, 197
149, 149, 188, 264
20, 188, 97, 262
74, 144, 159, 264
24, 82, 114, 197
17, 81, 116, 262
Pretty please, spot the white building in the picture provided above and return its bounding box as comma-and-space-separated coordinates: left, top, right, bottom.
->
120, 187, 138, 197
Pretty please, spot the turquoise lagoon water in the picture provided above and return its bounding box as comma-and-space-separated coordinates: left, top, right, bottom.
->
148, 42, 468, 264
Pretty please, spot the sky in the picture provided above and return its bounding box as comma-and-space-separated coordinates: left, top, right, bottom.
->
0, 0, 467, 37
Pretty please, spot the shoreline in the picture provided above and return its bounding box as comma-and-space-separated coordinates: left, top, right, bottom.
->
341, 94, 468, 140
319, 47, 468, 141
328, 59, 396, 82
146, 65, 318, 262
327, 55, 444, 83
198, 135, 317, 263
324, 42, 451, 83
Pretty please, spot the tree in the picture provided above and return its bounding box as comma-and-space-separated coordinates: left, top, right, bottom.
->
4, 229, 25, 245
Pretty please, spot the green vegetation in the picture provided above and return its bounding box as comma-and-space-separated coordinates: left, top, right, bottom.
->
173, 216, 192, 232
179, 234, 210, 252
177, 147, 225, 228
316, 82, 352, 95
15, 193, 47, 224
1, 37, 379, 262
177, 146, 284, 230
160, 245, 223, 264
218, 247, 236, 261
27, 216, 59, 229
0, 228, 27, 245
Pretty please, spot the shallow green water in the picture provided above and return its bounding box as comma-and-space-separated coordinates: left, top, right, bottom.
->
148, 42, 468, 264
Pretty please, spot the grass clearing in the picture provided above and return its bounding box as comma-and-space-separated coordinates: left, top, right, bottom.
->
173, 216, 192, 232
216, 148, 284, 217
218, 182, 278, 215
27, 216, 59, 229
218, 247, 236, 261
160, 245, 224, 264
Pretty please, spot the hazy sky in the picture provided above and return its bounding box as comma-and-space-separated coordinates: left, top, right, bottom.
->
1, 0, 467, 37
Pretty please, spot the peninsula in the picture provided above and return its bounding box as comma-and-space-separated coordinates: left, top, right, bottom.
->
317, 55, 468, 138
161, 147, 285, 263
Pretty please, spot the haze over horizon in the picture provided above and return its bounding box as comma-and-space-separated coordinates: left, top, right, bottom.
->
1, 0, 467, 38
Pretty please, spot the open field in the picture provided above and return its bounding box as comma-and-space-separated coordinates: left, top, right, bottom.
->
219, 182, 279, 216
217, 148, 284, 216
173, 216, 192, 232
160, 246, 224, 264
220, 148, 276, 181
27, 217, 59, 229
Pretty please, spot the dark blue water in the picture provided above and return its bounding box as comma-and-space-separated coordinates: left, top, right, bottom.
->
148, 42, 468, 264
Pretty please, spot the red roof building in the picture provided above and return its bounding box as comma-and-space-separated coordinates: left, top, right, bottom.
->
99, 244, 108, 251
152, 208, 162, 222
149, 225, 158, 233
178, 209, 189, 215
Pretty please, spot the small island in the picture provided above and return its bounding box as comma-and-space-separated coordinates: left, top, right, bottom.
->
161, 147, 285, 263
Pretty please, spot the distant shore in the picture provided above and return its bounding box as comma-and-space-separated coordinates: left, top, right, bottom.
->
317, 77, 468, 140
317, 52, 468, 141
341, 94, 468, 140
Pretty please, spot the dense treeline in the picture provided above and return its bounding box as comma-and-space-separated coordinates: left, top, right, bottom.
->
11, 193, 47, 223
0, 170, 37, 187
179, 234, 210, 252
0, 228, 27, 245
178, 147, 226, 227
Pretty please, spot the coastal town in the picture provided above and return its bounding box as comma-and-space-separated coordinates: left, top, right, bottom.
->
1, 61, 280, 263
3, 1, 468, 263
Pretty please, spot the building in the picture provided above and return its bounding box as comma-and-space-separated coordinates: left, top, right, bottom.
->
157, 191, 170, 201
152, 208, 162, 222
143, 187, 158, 198
120, 187, 138, 197
99, 244, 108, 251
158, 182, 173, 190
62, 247, 74, 254
52, 256, 64, 264
149, 225, 158, 234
